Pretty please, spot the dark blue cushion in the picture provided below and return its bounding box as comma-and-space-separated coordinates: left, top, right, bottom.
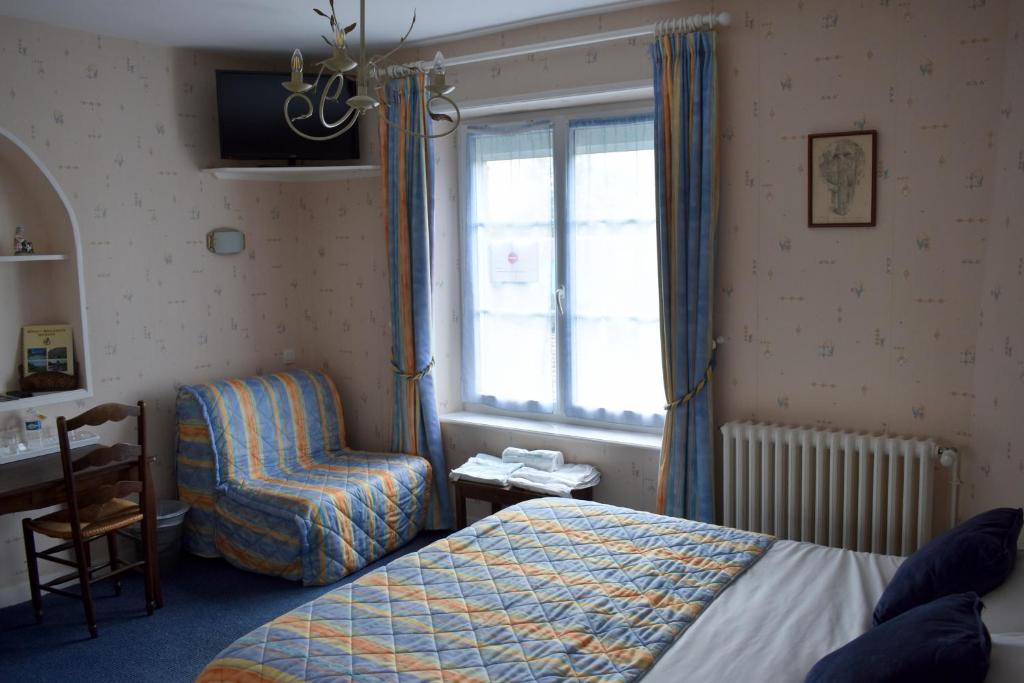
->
806, 593, 991, 683
873, 507, 1022, 625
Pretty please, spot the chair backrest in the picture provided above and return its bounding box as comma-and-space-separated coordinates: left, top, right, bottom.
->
178, 370, 347, 484
57, 401, 149, 534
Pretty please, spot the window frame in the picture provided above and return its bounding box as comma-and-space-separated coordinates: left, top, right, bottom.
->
458, 101, 663, 435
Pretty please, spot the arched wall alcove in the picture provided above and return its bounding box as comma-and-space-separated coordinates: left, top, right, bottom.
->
0, 125, 92, 412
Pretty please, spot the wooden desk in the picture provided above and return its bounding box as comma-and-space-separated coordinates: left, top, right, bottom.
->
1, 445, 163, 608
453, 479, 595, 529
0, 445, 135, 515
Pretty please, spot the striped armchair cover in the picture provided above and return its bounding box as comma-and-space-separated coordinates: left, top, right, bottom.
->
175, 370, 431, 585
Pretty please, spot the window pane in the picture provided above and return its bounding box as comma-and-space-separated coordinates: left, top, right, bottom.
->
567, 116, 663, 423
465, 124, 556, 411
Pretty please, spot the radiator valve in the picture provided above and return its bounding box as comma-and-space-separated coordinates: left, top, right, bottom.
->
937, 447, 958, 468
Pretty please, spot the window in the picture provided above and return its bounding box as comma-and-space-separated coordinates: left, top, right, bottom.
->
461, 109, 662, 428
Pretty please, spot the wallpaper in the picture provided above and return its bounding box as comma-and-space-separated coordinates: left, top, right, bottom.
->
0, 18, 308, 603
289, 175, 395, 451
968, 0, 1024, 516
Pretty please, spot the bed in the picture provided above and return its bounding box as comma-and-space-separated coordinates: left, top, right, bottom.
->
197, 498, 1024, 682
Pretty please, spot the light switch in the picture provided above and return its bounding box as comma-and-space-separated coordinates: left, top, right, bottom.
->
206, 227, 246, 255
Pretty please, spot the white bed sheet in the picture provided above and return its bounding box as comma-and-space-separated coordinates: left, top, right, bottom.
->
642, 543, 1024, 683
981, 550, 1024, 633
641, 539, 903, 683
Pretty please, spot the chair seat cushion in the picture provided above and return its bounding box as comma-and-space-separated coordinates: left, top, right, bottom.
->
28, 497, 143, 540
216, 449, 432, 585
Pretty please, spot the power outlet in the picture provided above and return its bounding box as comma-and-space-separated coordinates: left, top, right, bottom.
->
282, 348, 297, 365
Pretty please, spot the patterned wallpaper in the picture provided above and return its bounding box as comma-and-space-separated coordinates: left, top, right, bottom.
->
0, 18, 309, 602
968, 0, 1024, 517
289, 176, 396, 451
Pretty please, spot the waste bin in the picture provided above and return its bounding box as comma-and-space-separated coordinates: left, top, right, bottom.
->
118, 499, 190, 574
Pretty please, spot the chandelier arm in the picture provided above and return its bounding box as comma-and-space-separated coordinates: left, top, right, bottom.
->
322, 72, 346, 103
285, 93, 361, 141
286, 92, 315, 122
310, 65, 326, 94
319, 101, 359, 131
317, 75, 360, 130
379, 95, 461, 140
368, 11, 417, 69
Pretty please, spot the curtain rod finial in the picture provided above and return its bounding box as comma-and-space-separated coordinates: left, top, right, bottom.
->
717, 12, 732, 27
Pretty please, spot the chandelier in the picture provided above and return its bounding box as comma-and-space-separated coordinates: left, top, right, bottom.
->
282, 0, 460, 142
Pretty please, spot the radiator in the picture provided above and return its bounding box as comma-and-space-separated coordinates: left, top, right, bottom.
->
720, 421, 958, 556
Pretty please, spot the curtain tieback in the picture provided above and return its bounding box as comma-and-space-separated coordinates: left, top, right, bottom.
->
392, 356, 435, 382
664, 340, 718, 411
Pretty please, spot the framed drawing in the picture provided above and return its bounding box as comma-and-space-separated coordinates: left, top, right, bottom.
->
808, 130, 877, 227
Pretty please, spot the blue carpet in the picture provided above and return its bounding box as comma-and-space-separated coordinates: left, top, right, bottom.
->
0, 532, 445, 682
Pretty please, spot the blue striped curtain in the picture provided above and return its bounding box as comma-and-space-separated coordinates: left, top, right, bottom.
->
651, 31, 720, 522
380, 75, 453, 529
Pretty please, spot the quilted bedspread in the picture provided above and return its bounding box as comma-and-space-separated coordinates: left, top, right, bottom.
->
198, 498, 774, 682
177, 371, 432, 585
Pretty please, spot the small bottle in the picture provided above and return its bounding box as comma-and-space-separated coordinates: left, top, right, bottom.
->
24, 410, 44, 447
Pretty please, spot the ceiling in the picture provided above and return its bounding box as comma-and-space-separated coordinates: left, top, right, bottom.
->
0, 0, 659, 55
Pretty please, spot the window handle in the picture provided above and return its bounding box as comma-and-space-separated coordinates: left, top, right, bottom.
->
556, 286, 566, 316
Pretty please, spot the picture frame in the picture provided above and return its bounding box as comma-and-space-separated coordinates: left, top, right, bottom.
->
807, 130, 877, 228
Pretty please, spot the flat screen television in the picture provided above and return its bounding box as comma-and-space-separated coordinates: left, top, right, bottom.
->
215, 70, 360, 162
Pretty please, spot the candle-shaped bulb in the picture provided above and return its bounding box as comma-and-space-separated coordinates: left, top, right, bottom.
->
334, 27, 346, 48
428, 51, 454, 96
282, 48, 313, 93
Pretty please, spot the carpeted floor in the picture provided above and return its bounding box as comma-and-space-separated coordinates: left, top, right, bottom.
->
0, 532, 445, 682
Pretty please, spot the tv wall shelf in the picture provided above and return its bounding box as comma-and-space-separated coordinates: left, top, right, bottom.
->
0, 125, 92, 414
0, 254, 68, 262
205, 165, 381, 183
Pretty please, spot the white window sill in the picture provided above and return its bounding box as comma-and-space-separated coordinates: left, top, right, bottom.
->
440, 411, 663, 451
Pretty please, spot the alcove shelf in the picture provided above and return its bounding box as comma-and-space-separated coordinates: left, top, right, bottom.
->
0, 126, 92, 413
0, 254, 68, 263
204, 165, 380, 183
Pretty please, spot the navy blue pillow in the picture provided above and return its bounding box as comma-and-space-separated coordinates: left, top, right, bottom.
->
873, 507, 1022, 625
806, 593, 991, 683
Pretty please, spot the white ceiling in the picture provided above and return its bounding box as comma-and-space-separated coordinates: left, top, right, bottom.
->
0, 0, 659, 54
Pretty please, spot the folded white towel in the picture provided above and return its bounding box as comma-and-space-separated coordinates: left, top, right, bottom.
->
501, 447, 565, 472
512, 463, 599, 486
508, 477, 572, 497
449, 453, 523, 487
507, 463, 601, 497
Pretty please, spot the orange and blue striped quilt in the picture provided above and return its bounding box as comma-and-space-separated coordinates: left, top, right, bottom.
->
198, 498, 773, 682
176, 370, 432, 585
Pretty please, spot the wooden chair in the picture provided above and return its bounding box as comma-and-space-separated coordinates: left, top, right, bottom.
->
21, 402, 160, 638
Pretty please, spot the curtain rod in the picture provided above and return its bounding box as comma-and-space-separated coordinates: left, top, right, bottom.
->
410, 11, 731, 70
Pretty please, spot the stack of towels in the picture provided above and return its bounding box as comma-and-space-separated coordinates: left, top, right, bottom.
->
449, 447, 600, 497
